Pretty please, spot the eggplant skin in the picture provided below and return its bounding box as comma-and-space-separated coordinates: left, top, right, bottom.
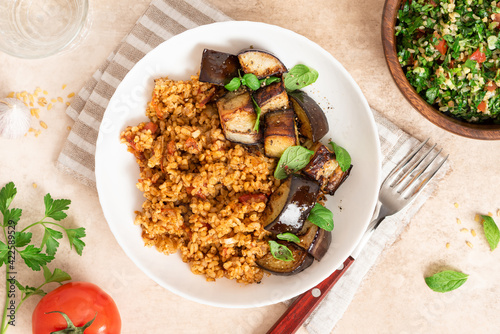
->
297, 221, 331, 261
256, 241, 314, 276
289, 90, 329, 142
199, 49, 240, 86
303, 142, 352, 196
238, 49, 287, 79
216, 90, 262, 144
264, 109, 297, 158
253, 81, 289, 116
262, 174, 320, 235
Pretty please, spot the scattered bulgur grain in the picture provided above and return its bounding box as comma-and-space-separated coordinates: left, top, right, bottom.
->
28, 128, 35, 132
67, 126, 72, 131
66, 102, 70, 106
47, 103, 53, 110
497, 209, 500, 217
471, 229, 477, 237
57, 97, 63, 103
488, 212, 493, 216
446, 242, 451, 249
67, 92, 75, 98
466, 241, 473, 248
7, 92, 14, 98
51, 98, 57, 103
35, 87, 41, 94
16, 93, 21, 100
475, 214, 481, 222
43, 90, 48, 95
456, 218, 461, 224
29, 94, 35, 104
29, 102, 34, 107
32, 183, 37, 189
30, 109, 35, 116
454, 202, 459, 208
62, 84, 67, 90
20, 91, 27, 97
40, 121, 47, 129
460, 228, 469, 233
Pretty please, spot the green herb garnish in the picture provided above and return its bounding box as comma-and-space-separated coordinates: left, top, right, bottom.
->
260, 76, 281, 86
224, 77, 241, 91
284, 64, 319, 91
276, 232, 300, 244
251, 96, 262, 131
269, 240, 294, 261
307, 203, 334, 232
482, 215, 500, 251
0, 182, 84, 333
425, 270, 468, 293
274, 146, 314, 179
330, 142, 351, 172
241, 73, 261, 91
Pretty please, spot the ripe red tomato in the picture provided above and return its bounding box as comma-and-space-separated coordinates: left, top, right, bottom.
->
32, 282, 121, 334
469, 48, 486, 63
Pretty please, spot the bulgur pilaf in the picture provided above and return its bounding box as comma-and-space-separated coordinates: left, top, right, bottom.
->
120, 76, 279, 283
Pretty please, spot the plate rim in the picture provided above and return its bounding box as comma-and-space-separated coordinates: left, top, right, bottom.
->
95, 20, 382, 308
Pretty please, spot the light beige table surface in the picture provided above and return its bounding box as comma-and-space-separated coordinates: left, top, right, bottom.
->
1, 0, 500, 333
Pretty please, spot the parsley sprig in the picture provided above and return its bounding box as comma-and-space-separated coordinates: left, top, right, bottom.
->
0, 182, 85, 333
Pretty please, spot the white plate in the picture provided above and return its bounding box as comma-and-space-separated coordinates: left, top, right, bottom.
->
95, 21, 381, 308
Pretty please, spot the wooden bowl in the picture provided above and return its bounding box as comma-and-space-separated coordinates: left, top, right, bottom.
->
382, 0, 500, 140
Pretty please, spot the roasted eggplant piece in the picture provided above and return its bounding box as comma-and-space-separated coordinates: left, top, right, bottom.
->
264, 109, 297, 158
216, 90, 262, 144
297, 221, 331, 261
262, 174, 320, 235
256, 241, 313, 276
238, 49, 287, 79
199, 49, 241, 86
302, 142, 352, 195
289, 90, 329, 142
253, 81, 289, 115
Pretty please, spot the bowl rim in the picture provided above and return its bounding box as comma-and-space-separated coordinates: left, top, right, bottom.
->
381, 0, 500, 140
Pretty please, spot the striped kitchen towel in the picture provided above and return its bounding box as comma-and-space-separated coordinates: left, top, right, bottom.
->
56, 0, 231, 187
56, 1, 451, 333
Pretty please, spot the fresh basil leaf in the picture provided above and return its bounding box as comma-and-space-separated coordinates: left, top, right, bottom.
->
330, 142, 351, 172
482, 215, 500, 251
425, 270, 468, 293
284, 64, 319, 91
259, 76, 281, 86
307, 203, 334, 231
14, 231, 32, 248
276, 232, 300, 244
251, 96, 262, 131
274, 146, 314, 179
44, 194, 71, 221
18, 245, 54, 271
269, 240, 294, 261
242, 73, 260, 91
0, 182, 16, 214
224, 77, 241, 91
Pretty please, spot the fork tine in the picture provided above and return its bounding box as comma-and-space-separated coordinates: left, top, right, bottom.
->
394, 143, 437, 189
384, 138, 429, 186
402, 152, 449, 199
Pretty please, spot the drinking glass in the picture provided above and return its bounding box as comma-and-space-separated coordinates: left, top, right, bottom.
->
0, 0, 89, 59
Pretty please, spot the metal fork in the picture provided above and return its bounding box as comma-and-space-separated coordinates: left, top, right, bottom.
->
267, 139, 449, 334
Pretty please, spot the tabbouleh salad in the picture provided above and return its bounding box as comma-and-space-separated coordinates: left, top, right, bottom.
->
396, 0, 500, 123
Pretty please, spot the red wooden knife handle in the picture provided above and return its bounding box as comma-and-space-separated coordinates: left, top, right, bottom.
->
267, 256, 355, 334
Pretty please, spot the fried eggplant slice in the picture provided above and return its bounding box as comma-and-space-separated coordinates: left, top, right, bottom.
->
297, 221, 331, 261
199, 49, 241, 86
264, 109, 297, 158
238, 49, 287, 79
303, 142, 352, 195
216, 90, 262, 144
256, 241, 313, 276
262, 174, 320, 235
253, 81, 289, 116
289, 90, 329, 142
